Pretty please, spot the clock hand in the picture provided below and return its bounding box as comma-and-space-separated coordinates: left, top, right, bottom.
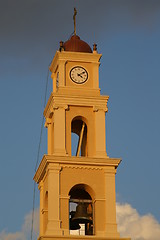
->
77, 73, 83, 78
79, 71, 85, 75
77, 71, 85, 77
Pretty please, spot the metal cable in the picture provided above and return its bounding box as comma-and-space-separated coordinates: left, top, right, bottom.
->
30, 66, 50, 240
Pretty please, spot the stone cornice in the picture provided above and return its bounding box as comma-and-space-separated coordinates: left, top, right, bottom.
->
50, 51, 102, 73
44, 93, 109, 118
34, 155, 121, 184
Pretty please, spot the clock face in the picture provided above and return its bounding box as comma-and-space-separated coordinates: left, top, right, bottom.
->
70, 66, 88, 84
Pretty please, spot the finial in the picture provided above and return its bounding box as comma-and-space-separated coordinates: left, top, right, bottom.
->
73, 7, 77, 35
59, 41, 64, 51
93, 43, 97, 53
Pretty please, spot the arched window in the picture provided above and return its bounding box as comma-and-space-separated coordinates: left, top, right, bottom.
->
71, 117, 88, 157
69, 184, 93, 235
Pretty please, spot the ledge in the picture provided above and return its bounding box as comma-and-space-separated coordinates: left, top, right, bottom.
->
38, 235, 130, 240
44, 92, 109, 118
34, 155, 121, 184
50, 51, 102, 73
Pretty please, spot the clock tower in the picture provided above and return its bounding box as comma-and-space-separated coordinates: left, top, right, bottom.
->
34, 10, 130, 240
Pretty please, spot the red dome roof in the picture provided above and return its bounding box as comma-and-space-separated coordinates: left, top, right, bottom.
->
63, 35, 92, 53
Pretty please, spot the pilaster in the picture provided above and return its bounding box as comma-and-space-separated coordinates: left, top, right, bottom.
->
93, 106, 108, 157
38, 181, 44, 235
45, 118, 52, 154
45, 164, 62, 236
104, 168, 120, 238
53, 105, 68, 155
58, 60, 66, 87
60, 194, 70, 235
92, 62, 100, 89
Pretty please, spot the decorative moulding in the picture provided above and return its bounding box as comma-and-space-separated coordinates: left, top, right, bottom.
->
50, 51, 102, 73
34, 155, 121, 184
44, 93, 109, 118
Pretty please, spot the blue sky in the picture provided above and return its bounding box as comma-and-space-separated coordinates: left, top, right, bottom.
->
0, 1, 160, 239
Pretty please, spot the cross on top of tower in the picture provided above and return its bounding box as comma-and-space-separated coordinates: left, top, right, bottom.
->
59, 8, 92, 53
73, 7, 77, 35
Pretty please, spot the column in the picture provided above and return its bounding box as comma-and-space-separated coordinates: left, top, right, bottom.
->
60, 195, 70, 235
104, 168, 120, 238
46, 164, 62, 235
38, 181, 44, 235
94, 107, 107, 157
92, 62, 100, 89
51, 72, 56, 93
45, 118, 52, 154
53, 105, 67, 155
58, 60, 66, 87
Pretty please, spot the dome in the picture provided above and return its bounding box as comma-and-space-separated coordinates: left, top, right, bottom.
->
63, 35, 92, 53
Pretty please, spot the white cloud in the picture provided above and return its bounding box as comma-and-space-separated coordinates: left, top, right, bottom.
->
1, 203, 160, 240
116, 202, 160, 240
0, 208, 39, 240
0, 231, 25, 240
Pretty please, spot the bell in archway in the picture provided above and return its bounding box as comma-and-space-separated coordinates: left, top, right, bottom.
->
69, 211, 81, 230
70, 218, 81, 230
72, 202, 92, 224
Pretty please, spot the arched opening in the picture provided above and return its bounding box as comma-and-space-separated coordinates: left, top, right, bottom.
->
71, 132, 79, 156
69, 184, 93, 235
71, 117, 88, 157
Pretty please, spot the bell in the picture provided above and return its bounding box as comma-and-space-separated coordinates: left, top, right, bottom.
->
70, 218, 81, 230
69, 211, 81, 230
72, 202, 92, 224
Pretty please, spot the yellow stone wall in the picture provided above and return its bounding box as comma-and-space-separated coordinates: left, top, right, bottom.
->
34, 48, 131, 240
